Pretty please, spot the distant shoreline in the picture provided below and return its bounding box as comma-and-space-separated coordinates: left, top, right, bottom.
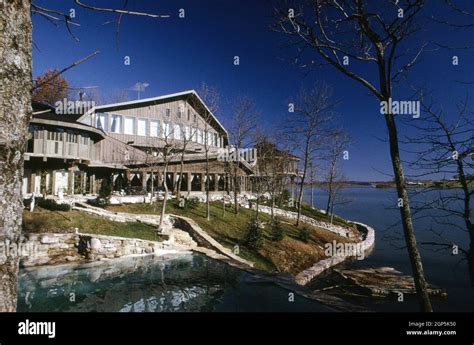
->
300, 181, 473, 189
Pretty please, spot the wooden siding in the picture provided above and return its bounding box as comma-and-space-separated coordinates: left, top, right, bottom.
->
91, 99, 227, 149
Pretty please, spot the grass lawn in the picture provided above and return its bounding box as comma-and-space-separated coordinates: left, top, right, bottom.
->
106, 201, 357, 274
22, 207, 162, 242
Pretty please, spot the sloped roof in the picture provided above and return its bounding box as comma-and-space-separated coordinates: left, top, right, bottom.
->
79, 90, 228, 136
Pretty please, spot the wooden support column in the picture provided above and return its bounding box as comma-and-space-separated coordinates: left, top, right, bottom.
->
67, 168, 74, 195
82, 172, 87, 194
51, 170, 56, 195
201, 173, 205, 192
141, 172, 147, 193
172, 172, 178, 193
214, 174, 218, 192
157, 171, 163, 189
125, 170, 131, 195
29, 172, 36, 195
90, 174, 96, 194
186, 172, 193, 193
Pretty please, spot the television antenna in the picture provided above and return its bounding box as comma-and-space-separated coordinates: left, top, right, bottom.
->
129, 82, 149, 99
68, 86, 99, 101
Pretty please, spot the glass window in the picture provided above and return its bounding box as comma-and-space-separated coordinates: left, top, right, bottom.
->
163, 122, 172, 138
174, 124, 182, 140
187, 109, 191, 121
150, 120, 159, 137
197, 129, 203, 144
177, 105, 184, 119
137, 118, 148, 136
124, 116, 135, 135
110, 114, 122, 134
184, 126, 190, 140
165, 108, 170, 117
96, 113, 108, 131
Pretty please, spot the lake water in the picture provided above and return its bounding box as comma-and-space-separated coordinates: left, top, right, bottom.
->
17, 186, 473, 312
303, 185, 474, 312
17, 252, 331, 312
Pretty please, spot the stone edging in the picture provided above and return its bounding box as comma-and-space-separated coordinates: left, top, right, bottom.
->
19, 232, 185, 267
294, 221, 375, 285
72, 202, 374, 286
72, 202, 253, 267
244, 204, 353, 238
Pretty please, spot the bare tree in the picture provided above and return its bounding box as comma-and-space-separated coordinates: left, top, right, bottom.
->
255, 131, 288, 222
157, 122, 180, 232
228, 97, 258, 214
174, 99, 196, 200
308, 162, 316, 209
108, 89, 130, 104
406, 95, 473, 284
323, 130, 351, 217
198, 83, 220, 221
285, 85, 335, 227
274, 0, 433, 311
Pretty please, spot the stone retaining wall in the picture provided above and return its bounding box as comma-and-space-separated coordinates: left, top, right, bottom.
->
294, 222, 375, 285
245, 204, 353, 238
73, 202, 254, 267
20, 232, 182, 267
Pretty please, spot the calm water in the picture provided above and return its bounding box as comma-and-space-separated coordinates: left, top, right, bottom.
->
17, 252, 331, 312
17, 186, 473, 312
304, 185, 474, 312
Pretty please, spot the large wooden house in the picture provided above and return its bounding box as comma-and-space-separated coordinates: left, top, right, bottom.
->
23, 90, 255, 198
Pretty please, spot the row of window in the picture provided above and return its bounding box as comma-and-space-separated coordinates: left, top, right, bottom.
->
96, 113, 223, 147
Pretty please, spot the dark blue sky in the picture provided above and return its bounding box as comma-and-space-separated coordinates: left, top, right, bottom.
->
31, 0, 474, 181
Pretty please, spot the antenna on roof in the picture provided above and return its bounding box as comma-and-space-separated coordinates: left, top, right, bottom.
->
68, 86, 99, 101
129, 82, 149, 99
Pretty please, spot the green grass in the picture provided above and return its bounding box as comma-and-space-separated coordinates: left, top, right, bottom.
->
23, 200, 358, 274
22, 207, 162, 242
107, 200, 356, 274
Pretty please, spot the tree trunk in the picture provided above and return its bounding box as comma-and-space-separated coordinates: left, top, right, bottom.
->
455, 154, 474, 286
326, 187, 332, 215
255, 177, 260, 221
296, 172, 306, 226
233, 164, 239, 214
222, 193, 226, 217
159, 167, 168, 232
205, 155, 210, 221
150, 171, 154, 204
271, 194, 275, 222
384, 112, 433, 312
468, 229, 474, 288
176, 154, 185, 199
0, 0, 32, 312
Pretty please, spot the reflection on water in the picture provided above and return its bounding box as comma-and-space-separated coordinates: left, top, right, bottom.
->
17, 253, 332, 312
